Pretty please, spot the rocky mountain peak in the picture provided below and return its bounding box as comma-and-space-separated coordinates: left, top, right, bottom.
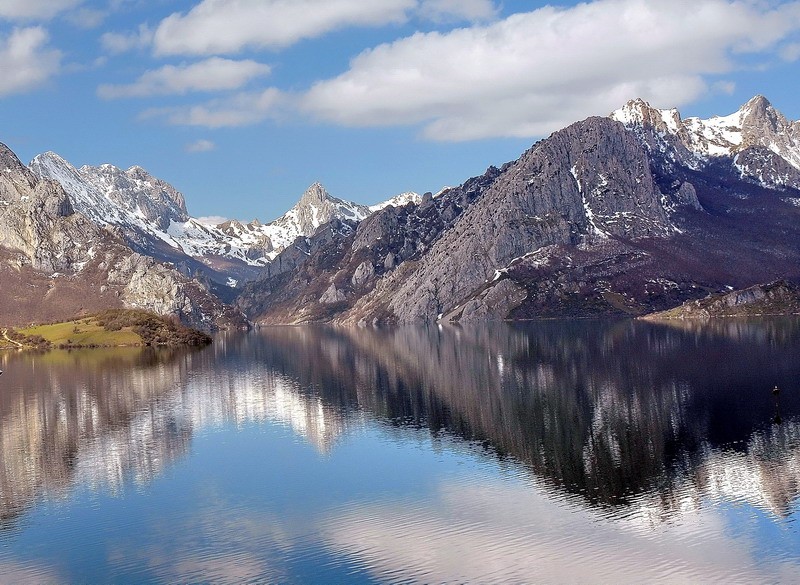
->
742, 94, 772, 115
33, 157, 191, 232
279, 182, 370, 235
611, 98, 683, 133
1, 142, 38, 190
739, 95, 791, 142
298, 182, 330, 205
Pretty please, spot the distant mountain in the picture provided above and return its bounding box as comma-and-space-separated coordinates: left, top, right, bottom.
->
237, 96, 800, 325
30, 153, 419, 289
0, 143, 245, 330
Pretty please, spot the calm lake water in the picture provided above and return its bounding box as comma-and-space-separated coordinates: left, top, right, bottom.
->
0, 319, 799, 584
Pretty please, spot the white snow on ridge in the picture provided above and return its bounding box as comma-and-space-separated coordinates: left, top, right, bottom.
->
369, 191, 421, 212
611, 95, 800, 173
683, 111, 743, 157
571, 166, 608, 238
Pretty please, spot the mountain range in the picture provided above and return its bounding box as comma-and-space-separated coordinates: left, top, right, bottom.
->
2, 95, 799, 329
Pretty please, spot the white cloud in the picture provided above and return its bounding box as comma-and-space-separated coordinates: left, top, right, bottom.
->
148, 0, 499, 56
300, 0, 800, 141
64, 7, 107, 29
0, 0, 82, 21
195, 215, 228, 225
100, 24, 153, 54
712, 80, 737, 95
0, 27, 61, 96
98, 57, 271, 98
781, 42, 800, 61
185, 139, 216, 153
141, 88, 285, 127
417, 0, 497, 23
152, 0, 415, 56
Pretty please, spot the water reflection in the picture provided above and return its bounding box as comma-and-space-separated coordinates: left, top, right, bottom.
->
0, 319, 799, 582
0, 348, 191, 526
254, 320, 800, 522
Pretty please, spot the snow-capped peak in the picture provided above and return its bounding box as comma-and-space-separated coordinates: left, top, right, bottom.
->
611, 95, 800, 172
369, 191, 421, 212
611, 98, 683, 135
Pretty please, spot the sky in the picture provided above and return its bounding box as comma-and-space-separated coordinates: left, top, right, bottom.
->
1, 0, 800, 222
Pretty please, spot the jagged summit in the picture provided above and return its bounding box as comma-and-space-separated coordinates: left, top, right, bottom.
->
612, 98, 683, 133
0, 142, 37, 189
30, 152, 190, 231
299, 182, 329, 203
611, 95, 800, 183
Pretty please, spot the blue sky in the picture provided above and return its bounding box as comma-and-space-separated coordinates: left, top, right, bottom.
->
1, 0, 800, 222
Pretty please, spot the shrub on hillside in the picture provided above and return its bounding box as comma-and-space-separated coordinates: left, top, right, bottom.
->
95, 309, 212, 346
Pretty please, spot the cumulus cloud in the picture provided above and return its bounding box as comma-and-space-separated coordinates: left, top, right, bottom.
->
185, 139, 216, 153
300, 0, 800, 141
0, 0, 82, 21
781, 42, 800, 61
417, 0, 497, 23
152, 0, 414, 56
98, 57, 271, 98
141, 88, 285, 127
64, 7, 107, 29
100, 24, 153, 54
0, 27, 61, 96
195, 215, 228, 225
149, 0, 499, 56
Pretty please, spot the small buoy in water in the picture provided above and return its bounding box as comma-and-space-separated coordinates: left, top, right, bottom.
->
772, 385, 780, 396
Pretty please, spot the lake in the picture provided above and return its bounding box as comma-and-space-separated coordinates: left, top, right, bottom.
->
0, 319, 799, 584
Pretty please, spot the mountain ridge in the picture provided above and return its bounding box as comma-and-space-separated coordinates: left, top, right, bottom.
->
5, 94, 800, 328
237, 95, 800, 325
30, 153, 420, 288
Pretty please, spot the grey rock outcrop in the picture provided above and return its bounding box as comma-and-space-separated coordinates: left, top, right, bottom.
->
0, 144, 92, 273
446, 279, 528, 322
319, 283, 346, 304
351, 261, 375, 287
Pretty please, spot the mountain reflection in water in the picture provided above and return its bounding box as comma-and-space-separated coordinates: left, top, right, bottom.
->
0, 319, 798, 582
255, 320, 800, 521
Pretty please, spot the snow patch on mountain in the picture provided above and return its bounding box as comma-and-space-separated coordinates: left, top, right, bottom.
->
369, 191, 421, 212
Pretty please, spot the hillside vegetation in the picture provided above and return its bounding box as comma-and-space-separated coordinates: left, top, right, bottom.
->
3, 309, 212, 350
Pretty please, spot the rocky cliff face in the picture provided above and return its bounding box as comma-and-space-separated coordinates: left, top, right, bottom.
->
367, 117, 678, 324
0, 143, 245, 330
1, 146, 94, 273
